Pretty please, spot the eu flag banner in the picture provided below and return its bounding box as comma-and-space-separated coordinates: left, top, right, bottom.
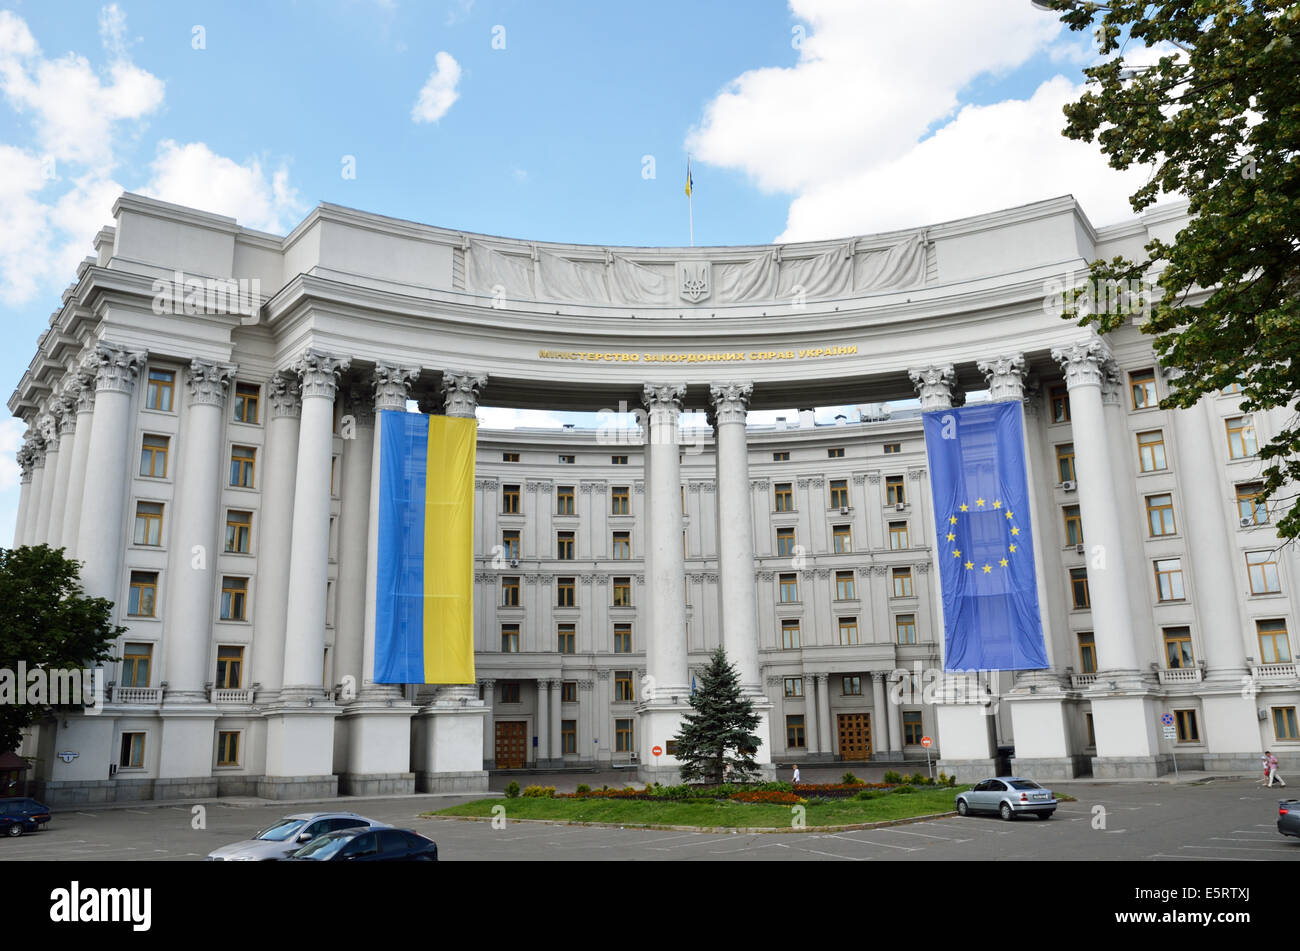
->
374, 410, 477, 684
922, 401, 1049, 672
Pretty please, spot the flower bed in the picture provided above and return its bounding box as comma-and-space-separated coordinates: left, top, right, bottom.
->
729, 790, 804, 804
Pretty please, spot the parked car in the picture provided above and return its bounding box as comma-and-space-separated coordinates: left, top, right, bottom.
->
956, 777, 1056, 820
287, 827, 438, 862
0, 798, 51, 837
1277, 800, 1300, 838
206, 812, 387, 860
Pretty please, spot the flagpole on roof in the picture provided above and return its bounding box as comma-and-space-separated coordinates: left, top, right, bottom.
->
686, 154, 694, 247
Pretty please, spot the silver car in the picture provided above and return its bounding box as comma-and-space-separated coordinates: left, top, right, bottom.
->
956, 777, 1056, 820
206, 812, 387, 860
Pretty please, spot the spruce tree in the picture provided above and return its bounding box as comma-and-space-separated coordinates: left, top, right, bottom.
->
672, 647, 761, 785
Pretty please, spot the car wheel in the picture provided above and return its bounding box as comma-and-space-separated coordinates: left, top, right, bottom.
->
5, 824, 23, 837
1000, 802, 1014, 821
956, 799, 969, 817
1036, 811, 1054, 820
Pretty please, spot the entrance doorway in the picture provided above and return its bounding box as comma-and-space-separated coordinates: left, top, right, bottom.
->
494, 721, 528, 768
837, 713, 872, 759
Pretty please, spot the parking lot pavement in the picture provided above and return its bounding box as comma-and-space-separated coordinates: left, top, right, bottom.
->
3, 778, 1298, 861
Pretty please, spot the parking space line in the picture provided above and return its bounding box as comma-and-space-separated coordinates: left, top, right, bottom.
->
823, 833, 921, 852
1149, 853, 1266, 861
869, 827, 964, 842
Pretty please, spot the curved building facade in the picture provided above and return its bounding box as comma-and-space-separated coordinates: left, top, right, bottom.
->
9, 192, 1298, 803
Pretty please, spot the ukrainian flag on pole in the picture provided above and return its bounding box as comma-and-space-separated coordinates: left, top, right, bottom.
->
374, 411, 477, 684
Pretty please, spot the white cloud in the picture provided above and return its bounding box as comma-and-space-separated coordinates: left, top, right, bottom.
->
141, 140, 304, 234
477, 407, 575, 430
98, 3, 128, 59
411, 51, 461, 123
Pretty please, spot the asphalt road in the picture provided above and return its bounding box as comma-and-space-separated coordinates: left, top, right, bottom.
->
3, 777, 1297, 862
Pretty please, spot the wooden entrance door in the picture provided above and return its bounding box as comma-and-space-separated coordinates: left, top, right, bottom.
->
837, 713, 871, 759
494, 721, 527, 768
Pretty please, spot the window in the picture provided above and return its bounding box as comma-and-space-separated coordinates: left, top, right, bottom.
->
776, 527, 796, 557
1070, 568, 1090, 609
1050, 385, 1070, 423
502, 576, 520, 606
1137, 430, 1167, 472
502, 484, 520, 514
119, 732, 145, 768
561, 720, 577, 755
216, 731, 240, 766
220, 577, 248, 621
134, 502, 164, 547
229, 446, 255, 487
896, 614, 916, 644
501, 624, 520, 653
841, 675, 862, 696
612, 576, 631, 607
1226, 416, 1258, 459
128, 572, 157, 617
884, 442, 901, 454
615, 718, 634, 752
778, 573, 799, 603
145, 368, 174, 412
1257, 619, 1292, 665
833, 524, 852, 553
888, 521, 909, 550
1247, 551, 1281, 595
1056, 443, 1075, 483
1154, 558, 1185, 601
140, 434, 169, 478
556, 485, 575, 515
556, 577, 575, 608
611, 486, 629, 515
613, 623, 632, 653
216, 646, 243, 688
500, 682, 520, 703
886, 476, 906, 505
614, 671, 634, 703
561, 681, 578, 703
502, 452, 520, 463
330, 457, 339, 497
1130, 369, 1157, 409
903, 711, 924, 745
557, 624, 575, 654
838, 617, 859, 646
502, 530, 520, 559
774, 483, 793, 512
1145, 493, 1176, 536
1163, 626, 1194, 669
556, 531, 574, 560
558, 454, 575, 465
783, 677, 803, 698
828, 447, 845, 458
1078, 632, 1096, 674
786, 715, 806, 749
234, 382, 260, 424
773, 451, 790, 462
892, 567, 913, 598
122, 643, 152, 686
1237, 482, 1268, 525
781, 619, 801, 649
1273, 707, 1299, 741
1063, 506, 1083, 547
612, 531, 631, 559
225, 510, 252, 553
611, 455, 628, 465
835, 570, 856, 600
1174, 709, 1199, 743
830, 479, 849, 508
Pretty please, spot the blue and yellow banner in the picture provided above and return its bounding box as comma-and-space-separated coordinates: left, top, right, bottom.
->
922, 402, 1049, 671
374, 411, 477, 684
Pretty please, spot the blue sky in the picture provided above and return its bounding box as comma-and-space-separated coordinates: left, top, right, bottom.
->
0, 0, 1162, 544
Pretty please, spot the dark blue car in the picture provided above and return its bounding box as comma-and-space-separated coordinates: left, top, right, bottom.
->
288, 827, 438, 861
0, 798, 51, 837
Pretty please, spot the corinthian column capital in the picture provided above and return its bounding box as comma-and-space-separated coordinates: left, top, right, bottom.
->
294, 349, 350, 401
91, 343, 148, 395
908, 364, 956, 410
1051, 337, 1113, 389
185, 359, 239, 407
375, 363, 421, 413
267, 373, 302, 419
976, 353, 1027, 402
708, 381, 753, 426
441, 369, 488, 418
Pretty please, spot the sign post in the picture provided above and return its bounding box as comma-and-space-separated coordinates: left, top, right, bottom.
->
921, 736, 933, 778
1161, 713, 1178, 780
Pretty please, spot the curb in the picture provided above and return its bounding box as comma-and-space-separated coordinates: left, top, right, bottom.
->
423, 810, 959, 835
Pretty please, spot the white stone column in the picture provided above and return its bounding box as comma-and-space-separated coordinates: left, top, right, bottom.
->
13, 436, 37, 547
536, 679, 550, 765
250, 376, 301, 702
550, 677, 562, 762
160, 360, 237, 704
816, 673, 833, 757
887, 674, 904, 756
23, 435, 46, 547
805, 674, 820, 754
60, 362, 98, 555
643, 383, 689, 698
872, 671, 891, 757
333, 380, 375, 699
45, 394, 78, 548
75, 344, 147, 602
33, 413, 61, 544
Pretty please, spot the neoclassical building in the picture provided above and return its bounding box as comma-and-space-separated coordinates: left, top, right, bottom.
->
9, 191, 1297, 804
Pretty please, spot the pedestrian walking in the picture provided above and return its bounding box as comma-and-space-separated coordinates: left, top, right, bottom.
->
792, 765, 801, 786
1266, 751, 1287, 788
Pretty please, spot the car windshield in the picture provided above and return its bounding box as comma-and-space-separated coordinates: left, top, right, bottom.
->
294, 832, 352, 860
1009, 780, 1042, 790
254, 819, 307, 841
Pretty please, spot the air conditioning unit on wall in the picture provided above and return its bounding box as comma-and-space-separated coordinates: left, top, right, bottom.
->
1062, 480, 1077, 491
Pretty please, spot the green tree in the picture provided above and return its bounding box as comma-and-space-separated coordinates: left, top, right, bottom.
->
672, 647, 761, 785
1044, 1, 1300, 537
0, 546, 122, 752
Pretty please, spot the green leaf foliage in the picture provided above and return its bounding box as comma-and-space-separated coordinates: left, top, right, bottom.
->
671, 647, 762, 785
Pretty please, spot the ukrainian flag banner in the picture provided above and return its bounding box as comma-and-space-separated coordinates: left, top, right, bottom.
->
374, 411, 476, 684
922, 401, 1049, 671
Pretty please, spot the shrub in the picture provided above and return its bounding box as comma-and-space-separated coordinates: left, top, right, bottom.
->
504, 781, 520, 799
947, 774, 958, 787
854, 789, 883, 801
841, 771, 864, 786
883, 770, 903, 784
892, 784, 917, 795
938, 772, 949, 786
521, 785, 556, 798
575, 784, 591, 795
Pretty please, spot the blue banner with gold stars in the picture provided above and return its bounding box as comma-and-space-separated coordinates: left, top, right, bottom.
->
922, 401, 1048, 671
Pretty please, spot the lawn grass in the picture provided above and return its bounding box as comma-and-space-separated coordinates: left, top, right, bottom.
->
430, 785, 972, 829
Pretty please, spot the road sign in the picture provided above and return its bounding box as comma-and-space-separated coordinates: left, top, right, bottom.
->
1162, 727, 1176, 739
921, 736, 932, 748
1161, 713, 1174, 725
651, 745, 662, 758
